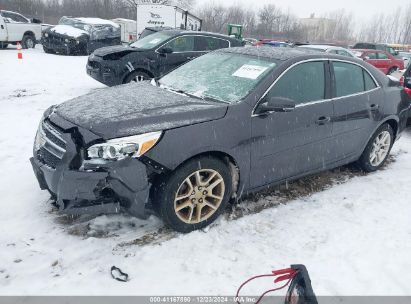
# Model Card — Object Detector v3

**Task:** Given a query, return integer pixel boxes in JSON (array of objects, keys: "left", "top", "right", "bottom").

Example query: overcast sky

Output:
[{"left": 205, "top": 0, "right": 400, "bottom": 21}]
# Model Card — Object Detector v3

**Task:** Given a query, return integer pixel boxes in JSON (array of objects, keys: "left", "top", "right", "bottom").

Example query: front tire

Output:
[
  {"left": 22, "top": 35, "right": 36, "bottom": 49},
  {"left": 0, "top": 42, "right": 8, "bottom": 49},
  {"left": 124, "top": 71, "right": 151, "bottom": 84},
  {"left": 154, "top": 157, "right": 232, "bottom": 233},
  {"left": 358, "top": 124, "right": 394, "bottom": 172}
]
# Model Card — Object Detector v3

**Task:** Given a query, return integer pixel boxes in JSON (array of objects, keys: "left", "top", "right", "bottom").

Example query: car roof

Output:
[
  {"left": 160, "top": 29, "right": 240, "bottom": 41},
  {"left": 302, "top": 45, "right": 333, "bottom": 50},
  {"left": 353, "top": 49, "right": 385, "bottom": 53},
  {"left": 218, "top": 46, "right": 342, "bottom": 61}
]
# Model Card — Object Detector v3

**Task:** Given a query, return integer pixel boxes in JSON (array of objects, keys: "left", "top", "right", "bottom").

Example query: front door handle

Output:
[
  {"left": 369, "top": 104, "right": 379, "bottom": 111},
  {"left": 186, "top": 56, "right": 195, "bottom": 60},
  {"left": 316, "top": 116, "right": 331, "bottom": 125}
]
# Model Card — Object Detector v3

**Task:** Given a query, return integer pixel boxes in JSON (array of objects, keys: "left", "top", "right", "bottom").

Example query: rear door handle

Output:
[
  {"left": 186, "top": 56, "right": 195, "bottom": 60},
  {"left": 316, "top": 116, "right": 331, "bottom": 125},
  {"left": 369, "top": 104, "right": 379, "bottom": 111}
]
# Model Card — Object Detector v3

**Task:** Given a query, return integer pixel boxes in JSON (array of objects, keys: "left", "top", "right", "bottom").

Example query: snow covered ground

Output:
[{"left": 1, "top": 46, "right": 411, "bottom": 296}]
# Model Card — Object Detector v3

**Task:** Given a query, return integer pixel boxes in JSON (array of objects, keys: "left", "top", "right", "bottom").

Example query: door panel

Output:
[
  {"left": 250, "top": 60, "right": 334, "bottom": 188},
  {"left": 2, "top": 12, "right": 28, "bottom": 41},
  {"left": 251, "top": 103, "right": 334, "bottom": 187},
  {"left": 0, "top": 17, "right": 7, "bottom": 41},
  {"left": 331, "top": 61, "right": 383, "bottom": 160}
]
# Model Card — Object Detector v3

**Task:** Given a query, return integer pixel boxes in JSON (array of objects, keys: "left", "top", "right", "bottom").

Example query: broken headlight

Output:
[{"left": 87, "top": 132, "right": 162, "bottom": 160}]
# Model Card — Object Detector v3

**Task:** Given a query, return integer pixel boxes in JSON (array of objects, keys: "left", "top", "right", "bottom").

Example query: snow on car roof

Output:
[
  {"left": 73, "top": 17, "right": 119, "bottom": 28},
  {"left": 50, "top": 24, "right": 88, "bottom": 38},
  {"left": 219, "top": 46, "right": 312, "bottom": 61}
]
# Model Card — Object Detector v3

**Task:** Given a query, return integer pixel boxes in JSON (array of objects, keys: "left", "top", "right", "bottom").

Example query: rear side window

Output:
[
  {"left": 267, "top": 61, "right": 325, "bottom": 104},
  {"left": 195, "top": 36, "right": 229, "bottom": 51},
  {"left": 378, "top": 52, "right": 388, "bottom": 59},
  {"left": 333, "top": 62, "right": 377, "bottom": 97},
  {"left": 364, "top": 71, "right": 377, "bottom": 91},
  {"left": 165, "top": 36, "right": 195, "bottom": 52},
  {"left": 2, "top": 12, "right": 27, "bottom": 23}
]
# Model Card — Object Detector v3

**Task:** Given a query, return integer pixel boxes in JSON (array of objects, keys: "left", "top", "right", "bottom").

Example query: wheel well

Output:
[
  {"left": 385, "top": 119, "right": 398, "bottom": 139},
  {"left": 23, "top": 31, "right": 35, "bottom": 38},
  {"left": 151, "top": 151, "right": 240, "bottom": 201},
  {"left": 123, "top": 68, "right": 154, "bottom": 83}
]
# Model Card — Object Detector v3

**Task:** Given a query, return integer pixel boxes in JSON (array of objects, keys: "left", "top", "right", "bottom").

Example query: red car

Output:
[{"left": 352, "top": 49, "right": 404, "bottom": 75}]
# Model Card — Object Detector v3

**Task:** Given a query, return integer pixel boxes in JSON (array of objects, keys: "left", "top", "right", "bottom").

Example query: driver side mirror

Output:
[
  {"left": 364, "top": 56, "right": 370, "bottom": 61},
  {"left": 256, "top": 97, "right": 296, "bottom": 114},
  {"left": 158, "top": 47, "right": 173, "bottom": 55},
  {"left": 3, "top": 18, "right": 10, "bottom": 23}
]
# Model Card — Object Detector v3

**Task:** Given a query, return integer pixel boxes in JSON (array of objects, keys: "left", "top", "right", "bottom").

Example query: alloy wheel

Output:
[
  {"left": 26, "top": 38, "right": 34, "bottom": 49},
  {"left": 369, "top": 130, "right": 391, "bottom": 167},
  {"left": 174, "top": 169, "right": 225, "bottom": 224},
  {"left": 134, "top": 75, "right": 146, "bottom": 82}
]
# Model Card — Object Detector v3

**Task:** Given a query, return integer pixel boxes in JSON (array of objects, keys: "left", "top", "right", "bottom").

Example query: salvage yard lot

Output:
[{"left": 1, "top": 46, "right": 411, "bottom": 295}]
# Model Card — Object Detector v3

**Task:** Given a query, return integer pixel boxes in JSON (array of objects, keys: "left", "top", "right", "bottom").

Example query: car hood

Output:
[
  {"left": 93, "top": 45, "right": 144, "bottom": 57},
  {"left": 53, "top": 82, "right": 228, "bottom": 140}
]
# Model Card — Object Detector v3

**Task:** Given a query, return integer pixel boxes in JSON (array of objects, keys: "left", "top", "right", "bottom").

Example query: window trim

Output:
[
  {"left": 252, "top": 58, "right": 330, "bottom": 117},
  {"left": 155, "top": 34, "right": 231, "bottom": 54},
  {"left": 330, "top": 59, "right": 380, "bottom": 101},
  {"left": 252, "top": 58, "right": 381, "bottom": 117}
]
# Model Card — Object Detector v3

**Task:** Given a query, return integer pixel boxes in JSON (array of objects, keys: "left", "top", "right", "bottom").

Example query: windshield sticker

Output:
[
  {"left": 232, "top": 65, "right": 268, "bottom": 79},
  {"left": 148, "top": 38, "right": 162, "bottom": 44}
]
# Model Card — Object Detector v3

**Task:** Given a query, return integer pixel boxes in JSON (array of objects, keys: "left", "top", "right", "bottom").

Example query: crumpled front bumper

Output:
[{"left": 30, "top": 133, "right": 151, "bottom": 219}]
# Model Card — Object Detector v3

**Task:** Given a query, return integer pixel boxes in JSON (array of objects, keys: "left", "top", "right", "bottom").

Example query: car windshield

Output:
[
  {"left": 130, "top": 32, "right": 173, "bottom": 49},
  {"left": 158, "top": 52, "right": 277, "bottom": 104}
]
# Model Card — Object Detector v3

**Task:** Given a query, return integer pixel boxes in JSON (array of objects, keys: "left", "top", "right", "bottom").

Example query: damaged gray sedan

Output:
[{"left": 30, "top": 47, "right": 410, "bottom": 232}]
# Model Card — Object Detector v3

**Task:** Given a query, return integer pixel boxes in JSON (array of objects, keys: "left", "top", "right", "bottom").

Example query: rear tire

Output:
[
  {"left": 124, "top": 71, "right": 151, "bottom": 84},
  {"left": 22, "top": 34, "right": 36, "bottom": 49},
  {"left": 358, "top": 124, "right": 394, "bottom": 172},
  {"left": 153, "top": 157, "right": 232, "bottom": 233}
]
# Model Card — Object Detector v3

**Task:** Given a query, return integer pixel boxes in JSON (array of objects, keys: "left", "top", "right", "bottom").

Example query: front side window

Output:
[
  {"left": 164, "top": 36, "right": 195, "bottom": 52},
  {"left": 159, "top": 52, "right": 276, "bottom": 104},
  {"left": 333, "top": 62, "right": 376, "bottom": 97},
  {"left": 267, "top": 61, "right": 325, "bottom": 104}
]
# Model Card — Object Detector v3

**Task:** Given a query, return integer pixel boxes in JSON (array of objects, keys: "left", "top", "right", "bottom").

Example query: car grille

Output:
[
  {"left": 88, "top": 60, "right": 100, "bottom": 69},
  {"left": 36, "top": 121, "right": 67, "bottom": 169},
  {"left": 38, "top": 147, "right": 61, "bottom": 168}
]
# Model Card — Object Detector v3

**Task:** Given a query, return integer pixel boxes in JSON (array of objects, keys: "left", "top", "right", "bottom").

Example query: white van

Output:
[
  {"left": 0, "top": 10, "right": 42, "bottom": 49},
  {"left": 135, "top": 4, "right": 202, "bottom": 37},
  {"left": 112, "top": 18, "right": 137, "bottom": 43}
]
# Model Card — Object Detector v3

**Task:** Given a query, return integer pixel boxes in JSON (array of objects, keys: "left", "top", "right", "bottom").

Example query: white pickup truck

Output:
[{"left": 0, "top": 10, "right": 42, "bottom": 49}]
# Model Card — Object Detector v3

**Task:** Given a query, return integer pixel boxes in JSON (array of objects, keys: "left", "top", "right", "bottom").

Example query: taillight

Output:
[
  {"left": 400, "top": 76, "right": 405, "bottom": 87},
  {"left": 405, "top": 87, "right": 411, "bottom": 98}
]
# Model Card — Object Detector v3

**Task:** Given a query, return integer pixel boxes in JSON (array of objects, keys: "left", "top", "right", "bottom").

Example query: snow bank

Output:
[{"left": 50, "top": 24, "right": 88, "bottom": 38}]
